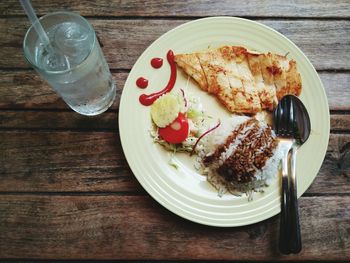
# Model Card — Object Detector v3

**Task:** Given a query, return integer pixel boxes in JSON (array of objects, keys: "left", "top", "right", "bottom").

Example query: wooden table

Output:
[{"left": 0, "top": 0, "right": 349, "bottom": 261}]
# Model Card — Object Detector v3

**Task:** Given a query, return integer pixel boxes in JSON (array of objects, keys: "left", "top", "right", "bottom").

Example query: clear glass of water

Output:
[{"left": 23, "top": 11, "right": 116, "bottom": 116}]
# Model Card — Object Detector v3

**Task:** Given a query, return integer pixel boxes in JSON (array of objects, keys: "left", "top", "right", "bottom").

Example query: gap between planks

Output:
[
  {"left": 0, "top": 14, "right": 349, "bottom": 20},
  {"left": 0, "top": 191, "right": 349, "bottom": 197}
]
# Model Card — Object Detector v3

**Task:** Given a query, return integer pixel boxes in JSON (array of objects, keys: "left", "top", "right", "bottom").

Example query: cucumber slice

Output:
[{"left": 151, "top": 93, "right": 180, "bottom": 127}]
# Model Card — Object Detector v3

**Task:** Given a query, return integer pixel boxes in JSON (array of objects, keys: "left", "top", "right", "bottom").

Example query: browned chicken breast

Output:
[{"left": 174, "top": 46, "right": 302, "bottom": 114}]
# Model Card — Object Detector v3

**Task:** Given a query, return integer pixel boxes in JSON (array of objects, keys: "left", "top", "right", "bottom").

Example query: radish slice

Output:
[
  {"left": 190, "top": 120, "right": 221, "bottom": 156},
  {"left": 158, "top": 113, "right": 189, "bottom": 144}
]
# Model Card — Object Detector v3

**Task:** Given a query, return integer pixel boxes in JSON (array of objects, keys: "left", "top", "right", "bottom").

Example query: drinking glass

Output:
[{"left": 23, "top": 11, "right": 116, "bottom": 116}]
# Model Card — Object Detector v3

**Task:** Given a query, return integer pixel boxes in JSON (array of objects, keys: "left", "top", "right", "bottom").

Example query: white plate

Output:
[{"left": 119, "top": 17, "right": 329, "bottom": 227}]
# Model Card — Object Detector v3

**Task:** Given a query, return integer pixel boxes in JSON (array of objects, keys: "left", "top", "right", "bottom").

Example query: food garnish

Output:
[
  {"left": 190, "top": 120, "right": 221, "bottom": 156},
  {"left": 150, "top": 93, "right": 181, "bottom": 128},
  {"left": 158, "top": 113, "right": 189, "bottom": 144},
  {"left": 180, "top": 88, "right": 187, "bottom": 107},
  {"left": 151, "top": 88, "right": 212, "bottom": 150}
]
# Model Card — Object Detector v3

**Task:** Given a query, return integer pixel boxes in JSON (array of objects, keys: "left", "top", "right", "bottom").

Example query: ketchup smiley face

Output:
[{"left": 139, "top": 50, "right": 177, "bottom": 106}]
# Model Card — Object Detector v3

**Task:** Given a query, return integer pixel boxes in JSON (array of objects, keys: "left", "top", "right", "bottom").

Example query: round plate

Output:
[{"left": 119, "top": 17, "right": 329, "bottom": 227}]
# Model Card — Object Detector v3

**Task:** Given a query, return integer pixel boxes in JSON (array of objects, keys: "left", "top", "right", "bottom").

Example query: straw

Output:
[{"left": 19, "top": 0, "right": 53, "bottom": 52}]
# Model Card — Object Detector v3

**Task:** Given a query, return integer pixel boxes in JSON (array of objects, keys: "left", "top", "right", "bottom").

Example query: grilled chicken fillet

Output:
[{"left": 174, "top": 46, "right": 302, "bottom": 114}]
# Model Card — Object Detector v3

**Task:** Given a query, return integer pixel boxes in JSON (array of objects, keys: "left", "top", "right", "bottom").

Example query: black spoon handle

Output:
[
  {"left": 279, "top": 147, "right": 291, "bottom": 254},
  {"left": 288, "top": 146, "right": 302, "bottom": 253},
  {"left": 279, "top": 172, "right": 290, "bottom": 254}
]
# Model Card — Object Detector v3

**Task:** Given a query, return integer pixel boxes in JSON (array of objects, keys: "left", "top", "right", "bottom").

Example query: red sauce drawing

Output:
[
  {"left": 151, "top": 58, "right": 163, "bottom": 69},
  {"left": 139, "top": 50, "right": 177, "bottom": 106},
  {"left": 136, "top": 77, "right": 148, "bottom": 89}
]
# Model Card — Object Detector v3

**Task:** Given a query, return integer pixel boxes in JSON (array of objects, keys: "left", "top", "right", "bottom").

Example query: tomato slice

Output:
[{"left": 158, "top": 113, "right": 189, "bottom": 144}]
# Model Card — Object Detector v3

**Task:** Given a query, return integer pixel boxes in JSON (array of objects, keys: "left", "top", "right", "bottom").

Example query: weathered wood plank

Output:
[
  {"left": 0, "top": 111, "right": 349, "bottom": 132},
  {"left": 307, "top": 134, "right": 350, "bottom": 194},
  {"left": 1, "top": 0, "right": 349, "bottom": 18},
  {"left": 321, "top": 73, "right": 350, "bottom": 111},
  {"left": 0, "top": 132, "right": 348, "bottom": 194},
  {"left": 0, "top": 71, "right": 349, "bottom": 111},
  {"left": 0, "top": 111, "right": 119, "bottom": 130},
  {"left": 331, "top": 114, "right": 350, "bottom": 132},
  {"left": 0, "top": 19, "right": 349, "bottom": 70},
  {"left": 0, "top": 71, "right": 126, "bottom": 110},
  {"left": 0, "top": 131, "right": 141, "bottom": 192},
  {"left": 0, "top": 195, "right": 348, "bottom": 260}
]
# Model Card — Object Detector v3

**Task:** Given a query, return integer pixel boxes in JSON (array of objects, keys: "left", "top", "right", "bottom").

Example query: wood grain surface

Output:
[
  {"left": 0, "top": 19, "right": 349, "bottom": 70},
  {"left": 0, "top": 71, "right": 126, "bottom": 110},
  {"left": 0, "top": 195, "right": 349, "bottom": 260},
  {"left": 0, "top": 0, "right": 349, "bottom": 261},
  {"left": 1, "top": 0, "right": 349, "bottom": 18},
  {"left": 0, "top": 131, "right": 140, "bottom": 193}
]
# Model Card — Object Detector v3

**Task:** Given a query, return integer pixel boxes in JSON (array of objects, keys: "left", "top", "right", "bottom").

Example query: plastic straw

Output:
[{"left": 19, "top": 0, "right": 52, "bottom": 51}]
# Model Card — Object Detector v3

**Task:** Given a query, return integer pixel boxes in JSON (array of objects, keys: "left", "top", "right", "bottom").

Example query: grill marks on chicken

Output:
[
  {"left": 174, "top": 53, "right": 208, "bottom": 91},
  {"left": 174, "top": 46, "right": 302, "bottom": 114}
]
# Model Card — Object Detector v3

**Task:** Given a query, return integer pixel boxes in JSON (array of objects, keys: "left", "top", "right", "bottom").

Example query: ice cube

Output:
[
  {"left": 36, "top": 43, "right": 70, "bottom": 72},
  {"left": 44, "top": 52, "right": 70, "bottom": 71},
  {"left": 54, "top": 22, "right": 91, "bottom": 66}
]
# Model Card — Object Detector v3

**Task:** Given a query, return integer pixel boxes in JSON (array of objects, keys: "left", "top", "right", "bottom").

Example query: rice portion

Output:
[
  {"left": 196, "top": 116, "right": 282, "bottom": 200},
  {"left": 199, "top": 115, "right": 250, "bottom": 154}
]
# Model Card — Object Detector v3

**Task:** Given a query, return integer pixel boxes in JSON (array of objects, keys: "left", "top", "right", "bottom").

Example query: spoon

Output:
[{"left": 273, "top": 95, "right": 311, "bottom": 254}]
